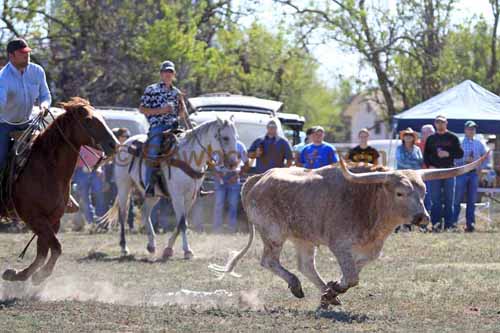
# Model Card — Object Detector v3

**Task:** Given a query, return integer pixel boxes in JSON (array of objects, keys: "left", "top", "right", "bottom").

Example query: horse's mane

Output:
[
  {"left": 179, "top": 119, "right": 230, "bottom": 147},
  {"left": 33, "top": 97, "right": 93, "bottom": 153}
]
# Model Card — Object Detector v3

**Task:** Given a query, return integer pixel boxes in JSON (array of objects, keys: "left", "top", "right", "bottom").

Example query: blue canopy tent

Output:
[{"left": 394, "top": 80, "right": 500, "bottom": 134}]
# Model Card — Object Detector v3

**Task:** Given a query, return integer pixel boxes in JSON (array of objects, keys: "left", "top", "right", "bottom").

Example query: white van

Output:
[{"left": 188, "top": 93, "right": 303, "bottom": 148}]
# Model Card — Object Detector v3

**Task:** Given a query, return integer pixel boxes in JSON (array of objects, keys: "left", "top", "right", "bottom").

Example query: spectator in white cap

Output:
[{"left": 452, "top": 120, "right": 488, "bottom": 232}]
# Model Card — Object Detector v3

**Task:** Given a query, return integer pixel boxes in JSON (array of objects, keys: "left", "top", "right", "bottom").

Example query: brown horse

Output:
[{"left": 1, "top": 97, "right": 118, "bottom": 284}]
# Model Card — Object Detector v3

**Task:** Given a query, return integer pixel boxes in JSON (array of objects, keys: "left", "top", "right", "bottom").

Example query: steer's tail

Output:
[{"left": 208, "top": 174, "right": 262, "bottom": 275}]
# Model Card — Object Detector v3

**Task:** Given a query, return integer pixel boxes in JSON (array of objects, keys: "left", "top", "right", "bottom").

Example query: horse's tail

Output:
[
  {"left": 96, "top": 192, "right": 130, "bottom": 232},
  {"left": 208, "top": 174, "right": 262, "bottom": 276}
]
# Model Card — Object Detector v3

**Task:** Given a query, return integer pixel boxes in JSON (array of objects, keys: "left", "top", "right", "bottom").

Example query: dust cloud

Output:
[{"left": 0, "top": 275, "right": 263, "bottom": 310}]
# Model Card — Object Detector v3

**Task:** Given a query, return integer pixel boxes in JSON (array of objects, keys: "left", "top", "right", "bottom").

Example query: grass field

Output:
[{"left": 1, "top": 221, "right": 500, "bottom": 332}]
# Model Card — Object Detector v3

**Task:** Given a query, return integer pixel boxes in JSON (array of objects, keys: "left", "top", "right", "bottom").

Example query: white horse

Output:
[{"left": 100, "top": 118, "right": 238, "bottom": 259}]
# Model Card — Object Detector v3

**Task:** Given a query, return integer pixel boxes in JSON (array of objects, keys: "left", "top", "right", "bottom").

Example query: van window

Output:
[{"left": 235, "top": 122, "right": 285, "bottom": 148}]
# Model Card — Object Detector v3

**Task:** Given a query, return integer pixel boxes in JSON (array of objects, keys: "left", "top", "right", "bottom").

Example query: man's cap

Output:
[
  {"left": 7, "top": 38, "right": 32, "bottom": 54},
  {"left": 464, "top": 120, "right": 478, "bottom": 128},
  {"left": 160, "top": 60, "right": 176, "bottom": 72},
  {"left": 358, "top": 128, "right": 370, "bottom": 136},
  {"left": 266, "top": 119, "right": 278, "bottom": 128},
  {"left": 311, "top": 125, "right": 325, "bottom": 133},
  {"left": 435, "top": 115, "right": 447, "bottom": 122}
]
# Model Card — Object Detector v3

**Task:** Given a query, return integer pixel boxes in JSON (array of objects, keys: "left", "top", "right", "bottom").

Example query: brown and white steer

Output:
[{"left": 210, "top": 154, "right": 489, "bottom": 307}]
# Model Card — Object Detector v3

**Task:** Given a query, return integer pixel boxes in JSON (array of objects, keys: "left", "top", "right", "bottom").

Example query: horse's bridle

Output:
[
  {"left": 192, "top": 124, "right": 229, "bottom": 168},
  {"left": 48, "top": 109, "right": 106, "bottom": 171}
]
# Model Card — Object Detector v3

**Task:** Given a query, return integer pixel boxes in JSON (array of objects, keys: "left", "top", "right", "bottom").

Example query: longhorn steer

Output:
[{"left": 210, "top": 154, "right": 489, "bottom": 307}]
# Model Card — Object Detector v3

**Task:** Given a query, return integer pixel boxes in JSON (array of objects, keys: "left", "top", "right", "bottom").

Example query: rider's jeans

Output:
[
  {"left": 145, "top": 124, "right": 172, "bottom": 187},
  {"left": 0, "top": 122, "right": 29, "bottom": 170}
]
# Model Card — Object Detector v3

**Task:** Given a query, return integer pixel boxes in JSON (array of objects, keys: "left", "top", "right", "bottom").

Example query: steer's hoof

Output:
[
  {"left": 146, "top": 244, "right": 156, "bottom": 254},
  {"left": 2, "top": 268, "right": 17, "bottom": 281},
  {"left": 162, "top": 247, "right": 174, "bottom": 260},
  {"left": 184, "top": 250, "right": 194, "bottom": 260},
  {"left": 320, "top": 293, "right": 342, "bottom": 309},
  {"left": 320, "top": 282, "right": 343, "bottom": 308},
  {"left": 289, "top": 282, "right": 305, "bottom": 299}
]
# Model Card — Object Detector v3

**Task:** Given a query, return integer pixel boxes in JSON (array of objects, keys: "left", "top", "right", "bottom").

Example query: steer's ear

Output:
[
  {"left": 419, "top": 151, "right": 490, "bottom": 181},
  {"left": 339, "top": 158, "right": 392, "bottom": 184}
]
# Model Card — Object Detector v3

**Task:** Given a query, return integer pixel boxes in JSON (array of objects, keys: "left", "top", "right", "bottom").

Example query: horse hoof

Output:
[
  {"left": 184, "top": 250, "right": 194, "bottom": 260},
  {"left": 147, "top": 244, "right": 156, "bottom": 254},
  {"left": 2, "top": 269, "right": 17, "bottom": 281},
  {"left": 162, "top": 247, "right": 173, "bottom": 260},
  {"left": 289, "top": 282, "right": 305, "bottom": 299}
]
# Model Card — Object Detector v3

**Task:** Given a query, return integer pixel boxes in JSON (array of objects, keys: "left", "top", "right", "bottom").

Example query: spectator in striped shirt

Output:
[{"left": 452, "top": 121, "right": 489, "bottom": 232}]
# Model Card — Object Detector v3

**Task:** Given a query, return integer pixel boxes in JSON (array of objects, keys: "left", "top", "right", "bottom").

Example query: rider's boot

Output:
[{"left": 65, "top": 194, "right": 79, "bottom": 213}]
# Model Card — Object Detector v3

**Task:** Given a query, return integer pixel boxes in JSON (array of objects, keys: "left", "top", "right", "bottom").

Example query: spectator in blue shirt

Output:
[
  {"left": 293, "top": 127, "right": 314, "bottom": 164},
  {"left": 248, "top": 120, "right": 293, "bottom": 173},
  {"left": 452, "top": 121, "right": 489, "bottom": 232},
  {"left": 396, "top": 128, "right": 423, "bottom": 170},
  {"left": 0, "top": 38, "right": 51, "bottom": 170},
  {"left": 213, "top": 140, "right": 249, "bottom": 233},
  {"left": 299, "top": 126, "right": 339, "bottom": 169}
]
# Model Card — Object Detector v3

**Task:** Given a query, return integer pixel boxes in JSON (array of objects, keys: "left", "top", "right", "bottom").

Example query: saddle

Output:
[
  {"left": 126, "top": 128, "right": 205, "bottom": 196},
  {"left": 127, "top": 130, "right": 180, "bottom": 164}
]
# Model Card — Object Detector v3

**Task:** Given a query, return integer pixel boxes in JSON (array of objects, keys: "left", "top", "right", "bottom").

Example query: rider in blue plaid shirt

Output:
[
  {"left": 139, "top": 60, "right": 187, "bottom": 197},
  {"left": 452, "top": 120, "right": 489, "bottom": 232}
]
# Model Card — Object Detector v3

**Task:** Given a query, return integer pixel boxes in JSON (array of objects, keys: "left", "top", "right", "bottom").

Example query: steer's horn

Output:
[
  {"left": 418, "top": 151, "right": 490, "bottom": 181},
  {"left": 339, "top": 158, "right": 392, "bottom": 184}
]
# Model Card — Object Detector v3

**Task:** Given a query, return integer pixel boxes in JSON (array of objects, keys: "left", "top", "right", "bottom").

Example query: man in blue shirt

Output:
[
  {"left": 0, "top": 38, "right": 51, "bottom": 169},
  {"left": 299, "top": 126, "right": 339, "bottom": 169},
  {"left": 248, "top": 120, "right": 293, "bottom": 173},
  {"left": 452, "top": 121, "right": 488, "bottom": 232},
  {"left": 139, "top": 60, "right": 187, "bottom": 197}
]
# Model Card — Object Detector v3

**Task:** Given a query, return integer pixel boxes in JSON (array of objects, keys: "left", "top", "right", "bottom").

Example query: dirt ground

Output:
[{"left": 1, "top": 218, "right": 500, "bottom": 332}]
